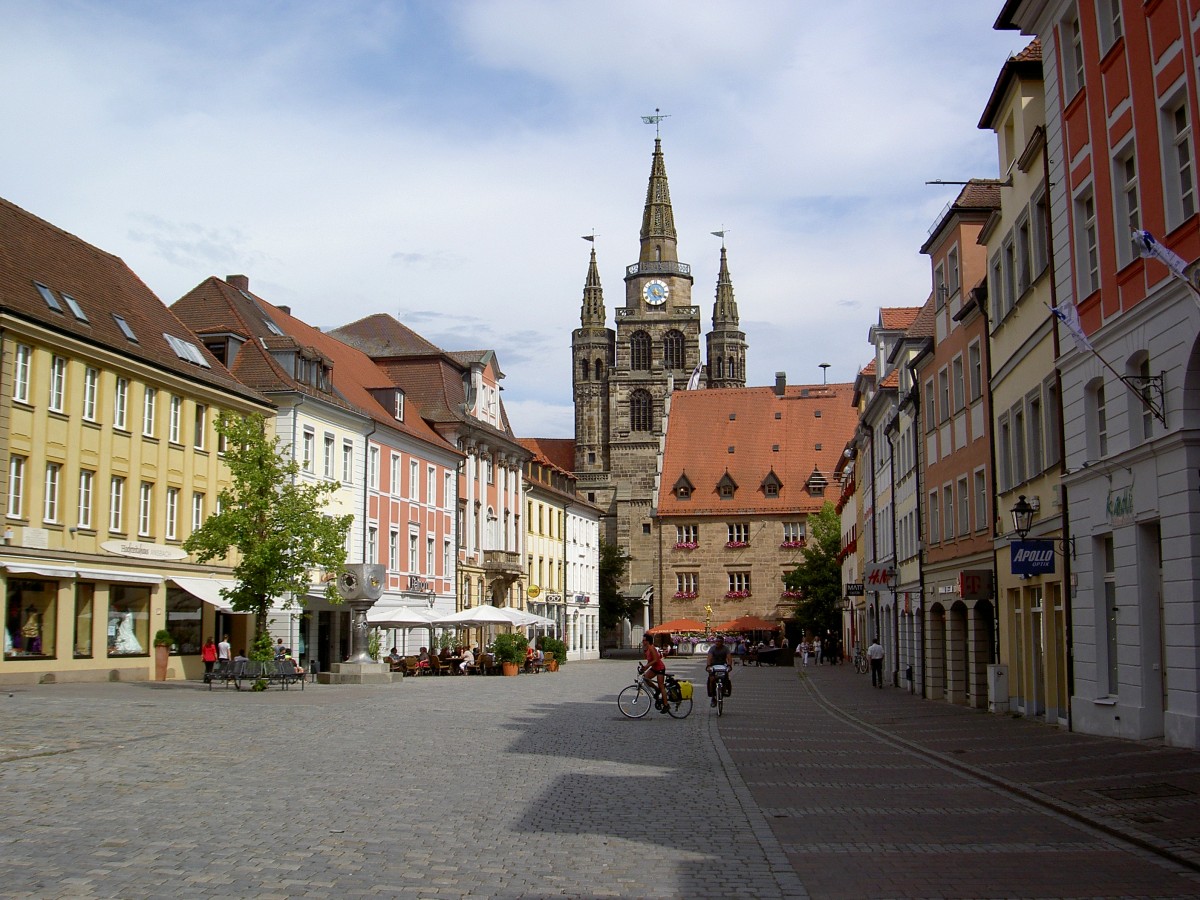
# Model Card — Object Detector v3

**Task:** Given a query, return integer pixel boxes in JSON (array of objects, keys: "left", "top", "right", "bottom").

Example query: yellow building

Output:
[{"left": 1, "top": 198, "right": 272, "bottom": 684}]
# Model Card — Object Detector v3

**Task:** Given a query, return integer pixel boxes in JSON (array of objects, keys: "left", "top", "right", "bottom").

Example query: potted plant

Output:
[
  {"left": 492, "top": 632, "right": 527, "bottom": 676},
  {"left": 153, "top": 629, "right": 173, "bottom": 681},
  {"left": 539, "top": 636, "right": 567, "bottom": 672}
]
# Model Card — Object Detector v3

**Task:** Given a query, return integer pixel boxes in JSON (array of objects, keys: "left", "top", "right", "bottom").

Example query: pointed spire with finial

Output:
[
  {"left": 580, "top": 246, "right": 606, "bottom": 327},
  {"left": 638, "top": 138, "right": 678, "bottom": 265},
  {"left": 712, "top": 245, "right": 739, "bottom": 327}
]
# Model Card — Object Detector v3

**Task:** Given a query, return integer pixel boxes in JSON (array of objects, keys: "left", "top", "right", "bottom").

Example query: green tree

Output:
[
  {"left": 598, "top": 538, "right": 634, "bottom": 630},
  {"left": 782, "top": 502, "right": 842, "bottom": 638},
  {"left": 183, "top": 411, "right": 353, "bottom": 638}
]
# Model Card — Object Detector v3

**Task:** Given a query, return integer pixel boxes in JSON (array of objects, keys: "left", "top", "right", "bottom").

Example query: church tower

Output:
[
  {"left": 705, "top": 244, "right": 747, "bottom": 387},
  {"left": 571, "top": 137, "right": 703, "bottom": 592}
]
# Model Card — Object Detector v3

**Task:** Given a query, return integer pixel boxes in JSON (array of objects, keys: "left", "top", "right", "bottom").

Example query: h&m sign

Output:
[{"left": 864, "top": 565, "right": 894, "bottom": 588}]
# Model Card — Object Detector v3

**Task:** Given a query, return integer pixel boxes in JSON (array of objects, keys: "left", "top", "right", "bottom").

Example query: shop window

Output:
[
  {"left": 165, "top": 587, "right": 202, "bottom": 655},
  {"left": 107, "top": 584, "right": 150, "bottom": 656},
  {"left": 74, "top": 582, "right": 94, "bottom": 658},
  {"left": 5, "top": 578, "right": 58, "bottom": 658}
]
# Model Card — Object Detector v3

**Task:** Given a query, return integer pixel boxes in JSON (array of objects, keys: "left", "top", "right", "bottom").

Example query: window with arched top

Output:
[
  {"left": 631, "top": 331, "right": 651, "bottom": 370},
  {"left": 662, "top": 330, "right": 684, "bottom": 370},
  {"left": 579, "top": 359, "right": 590, "bottom": 381},
  {"left": 715, "top": 356, "right": 724, "bottom": 379},
  {"left": 630, "top": 389, "right": 652, "bottom": 431},
  {"left": 594, "top": 358, "right": 604, "bottom": 379}
]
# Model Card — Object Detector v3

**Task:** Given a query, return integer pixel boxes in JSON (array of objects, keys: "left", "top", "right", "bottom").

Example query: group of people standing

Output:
[{"left": 796, "top": 633, "right": 840, "bottom": 667}]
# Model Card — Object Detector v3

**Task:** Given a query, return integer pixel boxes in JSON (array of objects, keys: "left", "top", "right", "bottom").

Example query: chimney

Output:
[
  {"left": 226, "top": 275, "right": 249, "bottom": 291},
  {"left": 276, "top": 305, "right": 291, "bottom": 315},
  {"left": 774, "top": 372, "right": 786, "bottom": 397}
]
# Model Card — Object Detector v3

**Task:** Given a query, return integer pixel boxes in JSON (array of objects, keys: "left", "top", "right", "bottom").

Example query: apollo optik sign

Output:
[{"left": 1010, "top": 540, "right": 1055, "bottom": 576}]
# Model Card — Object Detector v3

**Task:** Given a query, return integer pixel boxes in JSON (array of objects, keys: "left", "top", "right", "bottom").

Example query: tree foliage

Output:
[
  {"left": 183, "top": 412, "right": 353, "bottom": 636},
  {"left": 598, "top": 538, "right": 634, "bottom": 630},
  {"left": 782, "top": 502, "right": 842, "bottom": 637}
]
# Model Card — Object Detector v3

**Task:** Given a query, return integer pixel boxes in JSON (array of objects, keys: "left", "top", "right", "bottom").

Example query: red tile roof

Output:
[
  {"left": 0, "top": 197, "right": 264, "bottom": 404},
  {"left": 657, "top": 383, "right": 859, "bottom": 517},
  {"left": 879, "top": 307, "right": 922, "bottom": 331},
  {"left": 520, "top": 438, "right": 575, "bottom": 474}
]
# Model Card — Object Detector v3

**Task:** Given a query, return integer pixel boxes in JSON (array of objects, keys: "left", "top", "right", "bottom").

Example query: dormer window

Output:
[
  {"left": 673, "top": 472, "right": 694, "bottom": 500},
  {"left": 394, "top": 390, "right": 405, "bottom": 421},
  {"left": 761, "top": 470, "right": 783, "bottom": 498},
  {"left": 717, "top": 472, "right": 738, "bottom": 499},
  {"left": 806, "top": 467, "right": 828, "bottom": 496}
]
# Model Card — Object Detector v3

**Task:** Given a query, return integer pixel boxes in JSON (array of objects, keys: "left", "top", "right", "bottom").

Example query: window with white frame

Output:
[
  {"left": 1113, "top": 143, "right": 1140, "bottom": 267},
  {"left": 390, "top": 454, "right": 401, "bottom": 495},
  {"left": 443, "top": 539, "right": 451, "bottom": 576},
  {"left": 968, "top": 341, "right": 982, "bottom": 402},
  {"left": 1013, "top": 404, "right": 1028, "bottom": 485},
  {"left": 676, "top": 572, "right": 698, "bottom": 594},
  {"left": 169, "top": 395, "right": 182, "bottom": 443},
  {"left": 109, "top": 476, "right": 125, "bottom": 533},
  {"left": 952, "top": 355, "right": 965, "bottom": 412},
  {"left": 427, "top": 466, "right": 435, "bottom": 506},
  {"left": 948, "top": 245, "right": 960, "bottom": 295},
  {"left": 924, "top": 380, "right": 936, "bottom": 431},
  {"left": 49, "top": 355, "right": 66, "bottom": 412},
  {"left": 138, "top": 482, "right": 154, "bottom": 536},
  {"left": 426, "top": 537, "right": 434, "bottom": 574},
  {"left": 43, "top": 462, "right": 60, "bottom": 523},
  {"left": 1033, "top": 192, "right": 1050, "bottom": 274},
  {"left": 727, "top": 572, "right": 751, "bottom": 595},
  {"left": 997, "top": 412, "right": 1012, "bottom": 492},
  {"left": 1044, "top": 376, "right": 1062, "bottom": 468},
  {"left": 486, "top": 456, "right": 494, "bottom": 485},
  {"left": 938, "top": 368, "right": 950, "bottom": 423},
  {"left": 323, "top": 434, "right": 335, "bottom": 479},
  {"left": 388, "top": 530, "right": 399, "bottom": 570},
  {"left": 1062, "top": 10, "right": 1084, "bottom": 98},
  {"left": 192, "top": 492, "right": 204, "bottom": 532},
  {"left": 13, "top": 343, "right": 31, "bottom": 403},
  {"left": 1074, "top": 187, "right": 1100, "bottom": 296},
  {"left": 974, "top": 469, "right": 987, "bottom": 531},
  {"left": 1163, "top": 94, "right": 1196, "bottom": 227},
  {"left": 342, "top": 440, "right": 353, "bottom": 484},
  {"left": 934, "top": 262, "right": 946, "bottom": 310},
  {"left": 942, "top": 485, "right": 954, "bottom": 540},
  {"left": 142, "top": 387, "right": 157, "bottom": 437},
  {"left": 957, "top": 476, "right": 969, "bottom": 536},
  {"left": 408, "top": 530, "right": 418, "bottom": 572},
  {"left": 1002, "top": 237, "right": 1016, "bottom": 316},
  {"left": 990, "top": 253, "right": 1004, "bottom": 322},
  {"left": 368, "top": 446, "right": 379, "bottom": 490},
  {"left": 193, "top": 404, "right": 207, "bottom": 450},
  {"left": 78, "top": 469, "right": 94, "bottom": 530},
  {"left": 165, "top": 487, "right": 179, "bottom": 540},
  {"left": 676, "top": 524, "right": 698, "bottom": 545},
  {"left": 1096, "top": 0, "right": 1122, "bottom": 55},
  {"left": 783, "top": 522, "right": 805, "bottom": 543},
  {"left": 7, "top": 455, "right": 24, "bottom": 518},
  {"left": 1028, "top": 389, "right": 1044, "bottom": 476},
  {"left": 367, "top": 526, "right": 378, "bottom": 563},
  {"left": 1016, "top": 216, "right": 1033, "bottom": 294},
  {"left": 410, "top": 459, "right": 419, "bottom": 500},
  {"left": 727, "top": 523, "right": 749, "bottom": 545},
  {"left": 114, "top": 378, "right": 128, "bottom": 430},
  {"left": 302, "top": 428, "right": 314, "bottom": 473},
  {"left": 82, "top": 367, "right": 98, "bottom": 421},
  {"left": 928, "top": 489, "right": 939, "bottom": 545},
  {"left": 444, "top": 472, "right": 453, "bottom": 510}
]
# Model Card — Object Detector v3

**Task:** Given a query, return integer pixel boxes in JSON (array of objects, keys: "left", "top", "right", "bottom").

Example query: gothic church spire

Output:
[
  {"left": 639, "top": 138, "right": 678, "bottom": 265},
  {"left": 580, "top": 247, "right": 606, "bottom": 327}
]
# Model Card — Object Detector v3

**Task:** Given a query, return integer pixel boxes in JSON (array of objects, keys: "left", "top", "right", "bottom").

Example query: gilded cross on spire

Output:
[{"left": 641, "top": 107, "right": 670, "bottom": 137}]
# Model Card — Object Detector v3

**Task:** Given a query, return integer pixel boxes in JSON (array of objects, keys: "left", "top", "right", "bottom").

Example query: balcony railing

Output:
[
  {"left": 482, "top": 550, "right": 522, "bottom": 577},
  {"left": 626, "top": 261, "right": 691, "bottom": 277}
]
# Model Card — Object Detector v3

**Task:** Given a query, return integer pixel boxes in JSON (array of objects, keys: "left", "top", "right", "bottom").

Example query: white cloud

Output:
[{"left": 0, "top": 0, "right": 1028, "bottom": 439}]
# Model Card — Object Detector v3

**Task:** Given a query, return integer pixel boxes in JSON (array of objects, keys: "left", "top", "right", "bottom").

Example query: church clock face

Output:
[{"left": 643, "top": 279, "right": 669, "bottom": 306}]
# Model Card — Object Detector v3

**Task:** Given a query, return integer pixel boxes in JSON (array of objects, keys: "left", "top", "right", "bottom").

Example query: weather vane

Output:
[
  {"left": 711, "top": 227, "right": 728, "bottom": 248},
  {"left": 641, "top": 107, "right": 670, "bottom": 137}
]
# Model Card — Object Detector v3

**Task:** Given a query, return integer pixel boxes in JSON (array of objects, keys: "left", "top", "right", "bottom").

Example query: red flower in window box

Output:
[{"left": 724, "top": 540, "right": 749, "bottom": 549}]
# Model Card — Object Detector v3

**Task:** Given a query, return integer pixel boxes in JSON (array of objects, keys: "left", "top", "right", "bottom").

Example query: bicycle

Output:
[
  {"left": 617, "top": 667, "right": 693, "bottom": 719},
  {"left": 709, "top": 663, "right": 730, "bottom": 716},
  {"left": 853, "top": 646, "right": 869, "bottom": 674}
]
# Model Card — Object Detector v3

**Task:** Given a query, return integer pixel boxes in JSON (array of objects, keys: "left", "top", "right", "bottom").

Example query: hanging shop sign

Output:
[
  {"left": 959, "top": 569, "right": 994, "bottom": 600},
  {"left": 1106, "top": 485, "right": 1134, "bottom": 527},
  {"left": 845, "top": 583, "right": 865, "bottom": 596},
  {"left": 1010, "top": 541, "right": 1055, "bottom": 577}
]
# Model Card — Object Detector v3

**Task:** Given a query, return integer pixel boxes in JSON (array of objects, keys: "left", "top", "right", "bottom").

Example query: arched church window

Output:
[
  {"left": 594, "top": 358, "right": 604, "bottom": 378},
  {"left": 630, "top": 389, "right": 652, "bottom": 432},
  {"left": 663, "top": 330, "right": 684, "bottom": 370},
  {"left": 579, "top": 359, "right": 590, "bottom": 381},
  {"left": 715, "top": 356, "right": 724, "bottom": 379},
  {"left": 631, "top": 331, "right": 651, "bottom": 371}
]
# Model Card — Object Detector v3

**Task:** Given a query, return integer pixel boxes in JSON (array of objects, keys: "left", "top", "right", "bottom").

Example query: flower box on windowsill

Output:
[
  {"left": 673, "top": 591, "right": 698, "bottom": 600},
  {"left": 724, "top": 540, "right": 749, "bottom": 549},
  {"left": 780, "top": 540, "right": 806, "bottom": 549},
  {"left": 780, "top": 590, "right": 803, "bottom": 599},
  {"left": 724, "top": 590, "right": 751, "bottom": 599},
  {"left": 673, "top": 542, "right": 698, "bottom": 550}
]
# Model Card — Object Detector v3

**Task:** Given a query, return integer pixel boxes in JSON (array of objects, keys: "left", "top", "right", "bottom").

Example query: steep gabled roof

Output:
[
  {"left": 0, "top": 197, "right": 265, "bottom": 405},
  {"left": 520, "top": 437, "right": 575, "bottom": 474},
  {"left": 657, "top": 383, "right": 859, "bottom": 517}
]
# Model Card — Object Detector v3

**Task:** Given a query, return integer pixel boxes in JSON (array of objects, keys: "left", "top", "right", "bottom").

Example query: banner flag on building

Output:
[
  {"left": 686, "top": 364, "right": 703, "bottom": 391},
  {"left": 1133, "top": 229, "right": 1188, "bottom": 277},
  {"left": 1049, "top": 300, "right": 1094, "bottom": 354}
]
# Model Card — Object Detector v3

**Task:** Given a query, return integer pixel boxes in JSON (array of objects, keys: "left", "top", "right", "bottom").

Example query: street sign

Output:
[
  {"left": 845, "top": 583, "right": 864, "bottom": 596},
  {"left": 959, "top": 570, "right": 993, "bottom": 600}
]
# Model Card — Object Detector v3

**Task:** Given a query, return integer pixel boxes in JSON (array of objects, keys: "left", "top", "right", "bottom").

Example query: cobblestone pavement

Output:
[
  {"left": 5, "top": 660, "right": 1200, "bottom": 899},
  {"left": 724, "top": 659, "right": 1200, "bottom": 899}
]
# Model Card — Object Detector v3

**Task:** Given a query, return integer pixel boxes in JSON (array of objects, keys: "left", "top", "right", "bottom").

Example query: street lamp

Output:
[{"left": 1010, "top": 494, "right": 1035, "bottom": 540}]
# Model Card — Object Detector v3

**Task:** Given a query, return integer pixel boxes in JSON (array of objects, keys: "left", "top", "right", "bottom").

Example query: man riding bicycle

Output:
[{"left": 706, "top": 635, "right": 733, "bottom": 707}]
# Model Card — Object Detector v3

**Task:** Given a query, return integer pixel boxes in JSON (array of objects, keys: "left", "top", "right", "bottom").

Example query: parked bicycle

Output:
[
  {"left": 709, "top": 663, "right": 730, "bottom": 716},
  {"left": 617, "top": 666, "right": 693, "bottom": 719},
  {"left": 853, "top": 646, "right": 869, "bottom": 674}
]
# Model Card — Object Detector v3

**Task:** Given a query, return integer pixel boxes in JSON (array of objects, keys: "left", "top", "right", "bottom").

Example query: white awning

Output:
[
  {"left": 169, "top": 577, "right": 241, "bottom": 612},
  {"left": 4, "top": 562, "right": 77, "bottom": 578},
  {"left": 76, "top": 568, "right": 162, "bottom": 585}
]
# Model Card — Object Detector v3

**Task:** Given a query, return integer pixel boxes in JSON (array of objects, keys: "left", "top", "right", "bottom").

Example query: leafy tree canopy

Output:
[
  {"left": 782, "top": 502, "right": 842, "bottom": 638},
  {"left": 598, "top": 538, "right": 635, "bottom": 630},
  {"left": 183, "top": 412, "right": 353, "bottom": 635}
]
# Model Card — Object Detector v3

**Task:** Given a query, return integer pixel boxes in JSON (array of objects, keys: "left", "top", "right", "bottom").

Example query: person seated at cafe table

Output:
[
  {"left": 417, "top": 647, "right": 430, "bottom": 670},
  {"left": 524, "top": 644, "right": 536, "bottom": 671},
  {"left": 459, "top": 646, "right": 475, "bottom": 674}
]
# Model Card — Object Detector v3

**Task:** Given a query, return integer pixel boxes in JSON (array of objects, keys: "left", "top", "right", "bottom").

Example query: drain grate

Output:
[{"left": 1094, "top": 783, "right": 1193, "bottom": 801}]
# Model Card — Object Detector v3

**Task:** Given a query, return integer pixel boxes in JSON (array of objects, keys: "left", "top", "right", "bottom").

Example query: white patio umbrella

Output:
[
  {"left": 431, "top": 606, "right": 523, "bottom": 627},
  {"left": 366, "top": 605, "right": 440, "bottom": 656}
]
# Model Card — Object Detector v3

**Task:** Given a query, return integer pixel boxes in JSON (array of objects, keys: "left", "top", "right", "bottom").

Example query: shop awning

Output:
[
  {"left": 76, "top": 568, "right": 162, "bottom": 585},
  {"left": 169, "top": 576, "right": 241, "bottom": 612},
  {"left": 4, "top": 562, "right": 77, "bottom": 578}
]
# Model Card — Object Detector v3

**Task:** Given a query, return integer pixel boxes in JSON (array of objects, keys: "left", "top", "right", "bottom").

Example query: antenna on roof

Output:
[{"left": 819, "top": 363, "right": 830, "bottom": 385}]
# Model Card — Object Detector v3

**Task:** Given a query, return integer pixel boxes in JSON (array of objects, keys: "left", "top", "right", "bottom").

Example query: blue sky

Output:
[{"left": 0, "top": 1, "right": 1030, "bottom": 438}]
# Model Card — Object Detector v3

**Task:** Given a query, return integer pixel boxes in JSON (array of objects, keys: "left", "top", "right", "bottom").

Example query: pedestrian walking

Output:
[
  {"left": 201, "top": 637, "right": 218, "bottom": 681},
  {"left": 217, "top": 633, "right": 231, "bottom": 673},
  {"left": 815, "top": 638, "right": 824, "bottom": 665},
  {"left": 867, "top": 637, "right": 885, "bottom": 687}
]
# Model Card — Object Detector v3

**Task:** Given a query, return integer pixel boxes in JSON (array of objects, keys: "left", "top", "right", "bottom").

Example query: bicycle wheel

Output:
[
  {"left": 715, "top": 681, "right": 724, "bottom": 717},
  {"left": 666, "top": 696, "right": 693, "bottom": 718},
  {"left": 618, "top": 683, "right": 652, "bottom": 719}
]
